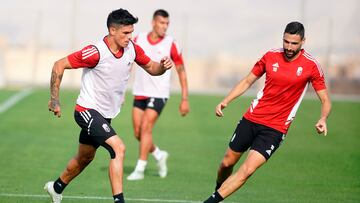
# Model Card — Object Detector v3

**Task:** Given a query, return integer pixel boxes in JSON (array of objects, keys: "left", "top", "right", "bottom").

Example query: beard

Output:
[{"left": 284, "top": 48, "right": 301, "bottom": 60}]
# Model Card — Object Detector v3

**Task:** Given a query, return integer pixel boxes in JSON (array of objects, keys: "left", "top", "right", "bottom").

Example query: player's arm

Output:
[
  {"left": 314, "top": 89, "right": 331, "bottom": 136},
  {"left": 138, "top": 52, "right": 174, "bottom": 75},
  {"left": 175, "top": 64, "right": 190, "bottom": 116},
  {"left": 216, "top": 72, "right": 259, "bottom": 117},
  {"left": 48, "top": 57, "right": 72, "bottom": 118},
  {"left": 140, "top": 57, "right": 174, "bottom": 76},
  {"left": 48, "top": 45, "right": 99, "bottom": 118},
  {"left": 134, "top": 43, "right": 174, "bottom": 75},
  {"left": 171, "top": 42, "right": 189, "bottom": 116}
]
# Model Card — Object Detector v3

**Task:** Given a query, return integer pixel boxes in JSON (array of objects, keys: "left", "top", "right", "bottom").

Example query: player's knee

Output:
[
  {"left": 220, "top": 159, "right": 236, "bottom": 169},
  {"left": 116, "top": 143, "right": 126, "bottom": 158},
  {"left": 105, "top": 142, "right": 126, "bottom": 159},
  {"left": 134, "top": 130, "right": 141, "bottom": 141},
  {"left": 239, "top": 164, "right": 257, "bottom": 178},
  {"left": 221, "top": 154, "right": 238, "bottom": 168},
  {"left": 102, "top": 143, "right": 117, "bottom": 159},
  {"left": 140, "top": 122, "right": 153, "bottom": 135},
  {"left": 78, "top": 155, "right": 94, "bottom": 166}
]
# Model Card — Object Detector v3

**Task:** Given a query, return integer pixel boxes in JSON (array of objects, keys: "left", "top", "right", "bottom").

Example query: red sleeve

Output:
[
  {"left": 134, "top": 44, "right": 151, "bottom": 66},
  {"left": 251, "top": 52, "right": 267, "bottom": 77},
  {"left": 310, "top": 62, "right": 326, "bottom": 91},
  {"left": 170, "top": 41, "right": 184, "bottom": 65},
  {"left": 67, "top": 45, "right": 99, "bottom": 69}
]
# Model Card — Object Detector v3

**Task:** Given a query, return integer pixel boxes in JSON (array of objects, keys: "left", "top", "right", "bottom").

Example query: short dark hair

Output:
[
  {"left": 107, "top": 8, "right": 138, "bottom": 29},
  {"left": 284, "top": 21, "right": 305, "bottom": 39},
  {"left": 153, "top": 9, "right": 169, "bottom": 19}
]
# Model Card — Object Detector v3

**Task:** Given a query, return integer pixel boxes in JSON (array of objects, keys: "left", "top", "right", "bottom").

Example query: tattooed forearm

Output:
[
  {"left": 50, "top": 68, "right": 63, "bottom": 101},
  {"left": 176, "top": 65, "right": 185, "bottom": 73}
]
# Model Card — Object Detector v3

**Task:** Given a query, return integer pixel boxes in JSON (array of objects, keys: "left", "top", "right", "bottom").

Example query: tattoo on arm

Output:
[
  {"left": 176, "top": 65, "right": 185, "bottom": 73},
  {"left": 50, "top": 69, "right": 63, "bottom": 103}
]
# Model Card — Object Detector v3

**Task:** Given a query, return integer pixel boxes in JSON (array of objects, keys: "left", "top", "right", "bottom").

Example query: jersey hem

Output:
[{"left": 243, "top": 114, "right": 287, "bottom": 134}]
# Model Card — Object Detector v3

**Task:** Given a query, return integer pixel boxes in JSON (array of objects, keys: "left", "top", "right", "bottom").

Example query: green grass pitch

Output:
[{"left": 0, "top": 89, "right": 359, "bottom": 203}]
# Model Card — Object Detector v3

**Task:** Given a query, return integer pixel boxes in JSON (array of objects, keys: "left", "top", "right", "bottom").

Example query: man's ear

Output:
[
  {"left": 108, "top": 26, "right": 116, "bottom": 36},
  {"left": 301, "top": 37, "right": 306, "bottom": 46}
]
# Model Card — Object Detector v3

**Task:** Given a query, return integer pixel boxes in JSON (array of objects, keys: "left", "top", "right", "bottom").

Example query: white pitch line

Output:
[
  {"left": 0, "top": 193, "right": 203, "bottom": 203},
  {"left": 0, "top": 88, "right": 33, "bottom": 114}
]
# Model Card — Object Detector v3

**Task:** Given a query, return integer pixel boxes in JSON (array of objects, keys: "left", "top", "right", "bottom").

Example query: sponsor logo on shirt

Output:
[
  {"left": 296, "top": 67, "right": 303, "bottom": 76},
  {"left": 272, "top": 62, "right": 279, "bottom": 72}
]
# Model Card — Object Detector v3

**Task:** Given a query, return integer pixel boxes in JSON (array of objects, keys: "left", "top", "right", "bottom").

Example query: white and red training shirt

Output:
[
  {"left": 243, "top": 48, "right": 326, "bottom": 134},
  {"left": 67, "top": 36, "right": 150, "bottom": 118},
  {"left": 132, "top": 32, "right": 184, "bottom": 99}
]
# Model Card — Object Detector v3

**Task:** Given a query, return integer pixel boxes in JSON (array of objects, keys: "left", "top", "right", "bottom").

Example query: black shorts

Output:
[
  {"left": 74, "top": 109, "right": 116, "bottom": 148},
  {"left": 133, "top": 97, "right": 168, "bottom": 115},
  {"left": 229, "top": 117, "right": 286, "bottom": 160}
]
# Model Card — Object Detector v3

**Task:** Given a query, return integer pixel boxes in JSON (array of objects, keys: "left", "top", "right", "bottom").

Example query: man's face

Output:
[
  {"left": 110, "top": 24, "right": 134, "bottom": 48},
  {"left": 152, "top": 16, "right": 169, "bottom": 37},
  {"left": 282, "top": 33, "right": 305, "bottom": 61}
]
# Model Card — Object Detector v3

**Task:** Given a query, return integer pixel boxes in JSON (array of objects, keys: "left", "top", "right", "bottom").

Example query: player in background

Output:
[
  {"left": 44, "top": 8, "right": 174, "bottom": 203},
  {"left": 127, "top": 9, "right": 189, "bottom": 181},
  {"left": 203, "top": 22, "right": 331, "bottom": 203}
]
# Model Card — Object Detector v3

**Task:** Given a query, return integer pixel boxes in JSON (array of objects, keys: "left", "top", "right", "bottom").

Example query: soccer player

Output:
[
  {"left": 203, "top": 22, "right": 332, "bottom": 203},
  {"left": 127, "top": 9, "right": 189, "bottom": 181},
  {"left": 44, "top": 8, "right": 174, "bottom": 203}
]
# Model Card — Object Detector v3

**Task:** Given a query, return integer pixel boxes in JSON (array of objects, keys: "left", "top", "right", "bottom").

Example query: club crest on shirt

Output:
[
  {"left": 102, "top": 123, "right": 111, "bottom": 132},
  {"left": 272, "top": 63, "right": 279, "bottom": 72},
  {"left": 296, "top": 67, "right": 303, "bottom": 76}
]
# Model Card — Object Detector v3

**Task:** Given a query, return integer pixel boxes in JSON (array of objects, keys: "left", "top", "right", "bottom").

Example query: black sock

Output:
[
  {"left": 203, "top": 191, "right": 224, "bottom": 203},
  {"left": 215, "top": 181, "right": 222, "bottom": 191},
  {"left": 113, "top": 193, "right": 124, "bottom": 203},
  {"left": 53, "top": 178, "right": 67, "bottom": 194}
]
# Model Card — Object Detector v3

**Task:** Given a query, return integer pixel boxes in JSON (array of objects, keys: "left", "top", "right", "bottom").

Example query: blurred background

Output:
[{"left": 0, "top": 0, "right": 359, "bottom": 97}]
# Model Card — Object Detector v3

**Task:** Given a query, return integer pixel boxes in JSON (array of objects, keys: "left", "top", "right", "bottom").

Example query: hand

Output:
[
  {"left": 48, "top": 98, "right": 61, "bottom": 118},
  {"left": 315, "top": 118, "right": 327, "bottom": 136},
  {"left": 160, "top": 56, "right": 174, "bottom": 70},
  {"left": 215, "top": 102, "right": 227, "bottom": 117},
  {"left": 179, "top": 99, "right": 190, "bottom": 116}
]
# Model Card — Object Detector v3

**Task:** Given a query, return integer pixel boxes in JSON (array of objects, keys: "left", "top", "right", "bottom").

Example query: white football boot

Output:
[
  {"left": 44, "top": 181, "right": 63, "bottom": 203},
  {"left": 157, "top": 151, "right": 169, "bottom": 178},
  {"left": 127, "top": 170, "right": 145, "bottom": 181}
]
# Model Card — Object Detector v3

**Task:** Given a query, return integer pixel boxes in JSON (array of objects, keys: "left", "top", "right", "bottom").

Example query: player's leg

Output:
[
  {"left": 220, "top": 149, "right": 266, "bottom": 196},
  {"left": 203, "top": 118, "right": 256, "bottom": 203},
  {"left": 141, "top": 108, "right": 169, "bottom": 178},
  {"left": 77, "top": 109, "right": 126, "bottom": 203},
  {"left": 216, "top": 148, "right": 242, "bottom": 190},
  {"left": 128, "top": 99, "right": 149, "bottom": 180},
  {"left": 60, "top": 110, "right": 101, "bottom": 184},
  {"left": 128, "top": 98, "right": 168, "bottom": 180},
  {"left": 204, "top": 150, "right": 267, "bottom": 203},
  {"left": 204, "top": 122, "right": 285, "bottom": 203},
  {"left": 140, "top": 98, "right": 168, "bottom": 161},
  {"left": 103, "top": 135, "right": 126, "bottom": 200},
  {"left": 44, "top": 111, "right": 99, "bottom": 203},
  {"left": 132, "top": 99, "right": 146, "bottom": 141},
  {"left": 127, "top": 108, "right": 159, "bottom": 180},
  {"left": 215, "top": 118, "right": 255, "bottom": 190},
  {"left": 59, "top": 143, "right": 97, "bottom": 184},
  {"left": 139, "top": 108, "right": 159, "bottom": 161},
  {"left": 44, "top": 143, "right": 97, "bottom": 198},
  {"left": 145, "top": 98, "right": 169, "bottom": 177}
]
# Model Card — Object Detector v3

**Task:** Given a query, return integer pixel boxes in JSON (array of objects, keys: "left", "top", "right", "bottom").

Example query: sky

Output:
[{"left": 0, "top": 0, "right": 359, "bottom": 62}]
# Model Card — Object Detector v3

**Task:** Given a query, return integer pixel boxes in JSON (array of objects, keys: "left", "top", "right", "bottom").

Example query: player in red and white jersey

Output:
[
  {"left": 45, "top": 9, "right": 174, "bottom": 203},
  {"left": 203, "top": 22, "right": 332, "bottom": 203},
  {"left": 127, "top": 9, "right": 190, "bottom": 181}
]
